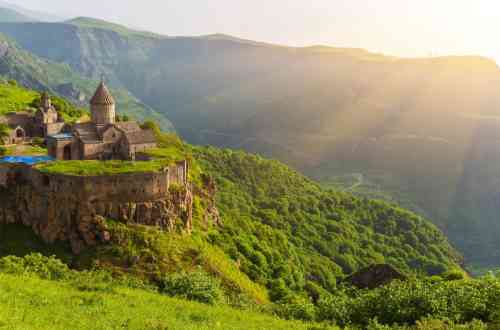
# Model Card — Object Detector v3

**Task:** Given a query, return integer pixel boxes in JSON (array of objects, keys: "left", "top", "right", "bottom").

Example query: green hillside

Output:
[
  {"left": 0, "top": 129, "right": 463, "bottom": 301},
  {"left": 2, "top": 124, "right": 496, "bottom": 328},
  {"left": 0, "top": 20, "right": 497, "bottom": 267},
  {"left": 0, "top": 80, "right": 84, "bottom": 122},
  {"left": 0, "top": 272, "right": 318, "bottom": 330}
]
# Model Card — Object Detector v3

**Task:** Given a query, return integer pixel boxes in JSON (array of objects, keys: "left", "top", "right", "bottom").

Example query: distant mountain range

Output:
[
  {"left": 0, "top": 13, "right": 499, "bottom": 267},
  {"left": 0, "top": 7, "right": 33, "bottom": 22},
  {"left": 0, "top": 1, "right": 65, "bottom": 22}
]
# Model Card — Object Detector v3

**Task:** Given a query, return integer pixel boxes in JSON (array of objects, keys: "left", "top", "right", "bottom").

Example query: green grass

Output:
[
  {"left": 92, "top": 221, "right": 269, "bottom": 305},
  {"left": 0, "top": 145, "right": 47, "bottom": 156},
  {"left": 0, "top": 81, "right": 39, "bottom": 115},
  {"left": 0, "top": 273, "right": 323, "bottom": 330},
  {"left": 36, "top": 160, "right": 167, "bottom": 176},
  {"left": 0, "top": 224, "right": 72, "bottom": 262}
]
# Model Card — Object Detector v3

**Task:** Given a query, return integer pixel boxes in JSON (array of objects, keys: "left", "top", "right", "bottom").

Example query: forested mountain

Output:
[
  {"left": 0, "top": 18, "right": 499, "bottom": 267},
  {"left": 0, "top": 32, "right": 173, "bottom": 129}
]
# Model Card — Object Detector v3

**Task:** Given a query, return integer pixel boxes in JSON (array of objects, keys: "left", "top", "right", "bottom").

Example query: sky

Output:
[{"left": 7, "top": 0, "right": 500, "bottom": 62}]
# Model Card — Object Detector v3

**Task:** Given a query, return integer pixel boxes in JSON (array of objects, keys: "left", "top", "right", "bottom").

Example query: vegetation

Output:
[
  {"left": 0, "top": 144, "right": 47, "bottom": 156},
  {"left": 0, "top": 123, "right": 9, "bottom": 144},
  {"left": 0, "top": 254, "right": 498, "bottom": 329},
  {"left": 0, "top": 78, "right": 85, "bottom": 123},
  {"left": 0, "top": 79, "right": 39, "bottom": 115},
  {"left": 0, "top": 255, "right": 318, "bottom": 330},
  {"left": 30, "top": 93, "right": 85, "bottom": 123},
  {"left": 7, "top": 132, "right": 463, "bottom": 299},
  {"left": 37, "top": 160, "right": 166, "bottom": 176},
  {"left": 194, "top": 146, "right": 462, "bottom": 300},
  {"left": 1, "top": 19, "right": 497, "bottom": 267}
]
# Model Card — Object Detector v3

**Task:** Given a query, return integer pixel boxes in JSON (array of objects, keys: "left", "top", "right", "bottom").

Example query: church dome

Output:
[{"left": 90, "top": 81, "right": 115, "bottom": 105}]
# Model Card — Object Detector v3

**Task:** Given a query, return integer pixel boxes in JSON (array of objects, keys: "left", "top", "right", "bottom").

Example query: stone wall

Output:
[{"left": 0, "top": 161, "right": 192, "bottom": 254}]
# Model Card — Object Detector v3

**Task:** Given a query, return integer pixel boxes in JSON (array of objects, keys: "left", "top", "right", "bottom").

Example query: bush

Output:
[
  {"left": 159, "top": 270, "right": 222, "bottom": 304},
  {"left": 316, "top": 278, "right": 500, "bottom": 327},
  {"left": 0, "top": 253, "right": 70, "bottom": 280},
  {"left": 273, "top": 296, "right": 317, "bottom": 321}
]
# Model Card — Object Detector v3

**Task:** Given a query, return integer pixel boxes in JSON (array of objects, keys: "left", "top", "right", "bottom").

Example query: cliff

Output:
[{"left": 0, "top": 162, "right": 193, "bottom": 254}]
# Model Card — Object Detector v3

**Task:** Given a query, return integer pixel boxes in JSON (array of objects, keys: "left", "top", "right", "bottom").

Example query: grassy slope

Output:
[
  {"left": 0, "top": 81, "right": 38, "bottom": 114},
  {"left": 0, "top": 273, "right": 321, "bottom": 330},
  {"left": 0, "top": 81, "right": 84, "bottom": 122}
]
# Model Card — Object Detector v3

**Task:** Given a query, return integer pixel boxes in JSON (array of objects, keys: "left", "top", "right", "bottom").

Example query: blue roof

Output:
[
  {"left": 49, "top": 133, "right": 73, "bottom": 140},
  {"left": 0, "top": 156, "right": 54, "bottom": 165}
]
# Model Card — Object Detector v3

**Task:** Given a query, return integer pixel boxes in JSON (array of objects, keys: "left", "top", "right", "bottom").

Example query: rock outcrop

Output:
[
  {"left": 0, "top": 164, "right": 194, "bottom": 254},
  {"left": 344, "top": 264, "right": 407, "bottom": 289}
]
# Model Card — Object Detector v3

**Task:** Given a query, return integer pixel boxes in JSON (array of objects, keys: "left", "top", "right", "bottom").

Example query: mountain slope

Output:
[
  {"left": 0, "top": 128, "right": 463, "bottom": 302},
  {"left": 0, "top": 7, "right": 33, "bottom": 22},
  {"left": 0, "top": 20, "right": 498, "bottom": 266},
  {"left": 0, "top": 1, "right": 64, "bottom": 22},
  {"left": 0, "top": 33, "right": 173, "bottom": 130}
]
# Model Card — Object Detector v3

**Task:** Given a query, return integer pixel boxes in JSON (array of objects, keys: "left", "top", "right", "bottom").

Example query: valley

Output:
[
  {"left": 0, "top": 19, "right": 497, "bottom": 268},
  {"left": 1, "top": 3, "right": 500, "bottom": 327}
]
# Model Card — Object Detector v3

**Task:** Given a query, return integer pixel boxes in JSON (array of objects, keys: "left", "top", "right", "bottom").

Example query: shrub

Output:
[
  {"left": 273, "top": 296, "right": 317, "bottom": 321},
  {"left": 0, "top": 253, "right": 70, "bottom": 280},
  {"left": 31, "top": 137, "right": 45, "bottom": 147},
  {"left": 159, "top": 270, "right": 222, "bottom": 304}
]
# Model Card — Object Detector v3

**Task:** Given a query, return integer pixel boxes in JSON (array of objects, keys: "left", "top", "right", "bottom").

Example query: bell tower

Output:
[{"left": 90, "top": 80, "right": 116, "bottom": 127}]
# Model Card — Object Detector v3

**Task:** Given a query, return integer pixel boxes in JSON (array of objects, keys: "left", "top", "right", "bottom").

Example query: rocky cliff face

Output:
[{"left": 0, "top": 172, "right": 194, "bottom": 254}]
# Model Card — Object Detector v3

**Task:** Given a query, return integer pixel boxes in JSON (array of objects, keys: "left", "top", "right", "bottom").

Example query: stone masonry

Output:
[{"left": 0, "top": 161, "right": 192, "bottom": 254}]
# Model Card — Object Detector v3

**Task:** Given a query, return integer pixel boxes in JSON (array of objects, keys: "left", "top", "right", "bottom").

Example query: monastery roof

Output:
[
  {"left": 124, "top": 129, "right": 157, "bottom": 145},
  {"left": 1, "top": 112, "right": 34, "bottom": 127},
  {"left": 113, "top": 121, "right": 141, "bottom": 133},
  {"left": 90, "top": 81, "right": 115, "bottom": 105},
  {"left": 73, "top": 122, "right": 100, "bottom": 143}
]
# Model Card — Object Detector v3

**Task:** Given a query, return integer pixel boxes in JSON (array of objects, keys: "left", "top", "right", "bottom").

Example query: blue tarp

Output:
[{"left": 0, "top": 156, "right": 54, "bottom": 165}]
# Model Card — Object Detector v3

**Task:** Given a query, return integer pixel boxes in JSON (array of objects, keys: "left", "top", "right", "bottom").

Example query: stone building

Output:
[
  {"left": 47, "top": 81, "right": 157, "bottom": 160},
  {"left": 0, "top": 92, "right": 65, "bottom": 144}
]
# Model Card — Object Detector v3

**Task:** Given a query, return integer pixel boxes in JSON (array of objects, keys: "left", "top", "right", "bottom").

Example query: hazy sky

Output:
[{"left": 8, "top": 0, "right": 500, "bottom": 61}]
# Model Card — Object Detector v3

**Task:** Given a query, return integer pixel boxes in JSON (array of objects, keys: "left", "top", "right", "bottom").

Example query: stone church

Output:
[
  {"left": 0, "top": 92, "right": 65, "bottom": 144},
  {"left": 47, "top": 81, "right": 157, "bottom": 160}
]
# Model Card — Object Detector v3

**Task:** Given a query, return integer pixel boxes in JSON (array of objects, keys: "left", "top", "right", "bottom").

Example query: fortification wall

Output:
[
  {"left": 30, "top": 168, "right": 171, "bottom": 203},
  {"left": 0, "top": 160, "right": 192, "bottom": 254}
]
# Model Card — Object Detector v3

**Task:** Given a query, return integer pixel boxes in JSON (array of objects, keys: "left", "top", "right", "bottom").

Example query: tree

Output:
[{"left": 0, "top": 123, "right": 10, "bottom": 145}]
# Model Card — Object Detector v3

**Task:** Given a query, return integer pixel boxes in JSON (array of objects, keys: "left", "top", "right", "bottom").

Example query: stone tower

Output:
[
  {"left": 36, "top": 92, "right": 58, "bottom": 124},
  {"left": 41, "top": 92, "right": 52, "bottom": 110},
  {"left": 90, "top": 81, "right": 115, "bottom": 127}
]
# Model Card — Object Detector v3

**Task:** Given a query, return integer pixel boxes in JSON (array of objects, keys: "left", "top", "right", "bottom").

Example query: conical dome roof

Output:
[{"left": 90, "top": 81, "right": 115, "bottom": 105}]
